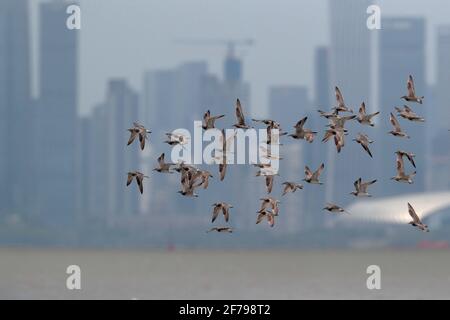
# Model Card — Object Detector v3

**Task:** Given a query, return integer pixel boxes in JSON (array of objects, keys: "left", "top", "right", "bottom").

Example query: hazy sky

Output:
[{"left": 30, "top": 0, "right": 450, "bottom": 116}]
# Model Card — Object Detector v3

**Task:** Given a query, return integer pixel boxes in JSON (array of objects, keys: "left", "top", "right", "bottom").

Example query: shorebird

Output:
[
  {"left": 391, "top": 154, "right": 416, "bottom": 184},
  {"left": 304, "top": 163, "right": 325, "bottom": 184},
  {"left": 126, "top": 171, "right": 149, "bottom": 194},
  {"left": 264, "top": 175, "right": 276, "bottom": 194},
  {"left": 211, "top": 202, "right": 233, "bottom": 223},
  {"left": 395, "top": 150, "right": 416, "bottom": 168},
  {"left": 323, "top": 203, "right": 349, "bottom": 214},
  {"left": 202, "top": 110, "right": 225, "bottom": 130},
  {"left": 193, "top": 170, "right": 213, "bottom": 189},
  {"left": 281, "top": 182, "right": 303, "bottom": 196},
  {"left": 353, "top": 133, "right": 374, "bottom": 158},
  {"left": 177, "top": 166, "right": 200, "bottom": 197},
  {"left": 207, "top": 227, "right": 233, "bottom": 233},
  {"left": 333, "top": 86, "right": 353, "bottom": 113},
  {"left": 350, "top": 178, "right": 377, "bottom": 197},
  {"left": 407, "top": 203, "right": 429, "bottom": 232},
  {"left": 327, "top": 114, "right": 356, "bottom": 129},
  {"left": 388, "top": 113, "right": 409, "bottom": 138},
  {"left": 395, "top": 105, "right": 425, "bottom": 122},
  {"left": 260, "top": 145, "right": 283, "bottom": 161},
  {"left": 233, "top": 98, "right": 251, "bottom": 129},
  {"left": 164, "top": 132, "right": 189, "bottom": 147},
  {"left": 289, "top": 117, "right": 317, "bottom": 143},
  {"left": 256, "top": 209, "right": 275, "bottom": 227},
  {"left": 258, "top": 197, "right": 280, "bottom": 216},
  {"left": 356, "top": 102, "right": 380, "bottom": 126},
  {"left": 322, "top": 128, "right": 346, "bottom": 153},
  {"left": 127, "top": 122, "right": 151, "bottom": 150},
  {"left": 252, "top": 118, "right": 281, "bottom": 128},
  {"left": 318, "top": 109, "right": 338, "bottom": 119},
  {"left": 401, "top": 75, "right": 424, "bottom": 104},
  {"left": 153, "top": 153, "right": 174, "bottom": 173}
]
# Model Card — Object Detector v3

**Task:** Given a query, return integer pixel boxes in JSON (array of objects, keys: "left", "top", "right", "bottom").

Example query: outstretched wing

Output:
[
  {"left": 359, "top": 102, "right": 366, "bottom": 115},
  {"left": 407, "top": 75, "right": 416, "bottom": 96},
  {"left": 390, "top": 113, "right": 401, "bottom": 132},
  {"left": 408, "top": 203, "right": 421, "bottom": 224},
  {"left": 235, "top": 98, "right": 246, "bottom": 125},
  {"left": 335, "top": 86, "right": 345, "bottom": 106}
]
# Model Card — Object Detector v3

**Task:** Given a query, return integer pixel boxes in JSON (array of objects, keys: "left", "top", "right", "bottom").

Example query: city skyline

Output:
[{"left": 1, "top": 0, "right": 450, "bottom": 246}]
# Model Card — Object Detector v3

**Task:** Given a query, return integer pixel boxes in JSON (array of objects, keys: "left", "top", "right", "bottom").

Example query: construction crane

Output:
[{"left": 174, "top": 38, "right": 255, "bottom": 83}]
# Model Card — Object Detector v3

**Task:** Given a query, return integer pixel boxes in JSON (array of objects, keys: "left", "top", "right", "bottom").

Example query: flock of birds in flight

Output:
[{"left": 126, "top": 75, "right": 429, "bottom": 234}]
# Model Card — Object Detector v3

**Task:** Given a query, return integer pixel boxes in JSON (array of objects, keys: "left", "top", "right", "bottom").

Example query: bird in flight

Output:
[
  {"left": 233, "top": 98, "right": 252, "bottom": 129},
  {"left": 207, "top": 227, "right": 233, "bottom": 233},
  {"left": 353, "top": 133, "right": 374, "bottom": 158},
  {"left": 202, "top": 110, "right": 225, "bottom": 130},
  {"left": 304, "top": 163, "right": 325, "bottom": 184},
  {"left": 395, "top": 150, "right": 416, "bottom": 168},
  {"left": 281, "top": 182, "right": 304, "bottom": 196},
  {"left": 407, "top": 203, "right": 429, "bottom": 232},
  {"left": 388, "top": 113, "right": 409, "bottom": 138},
  {"left": 127, "top": 122, "right": 151, "bottom": 150},
  {"left": 333, "top": 86, "right": 353, "bottom": 113},
  {"left": 289, "top": 117, "right": 317, "bottom": 143},
  {"left": 391, "top": 153, "right": 416, "bottom": 184},
  {"left": 153, "top": 153, "right": 174, "bottom": 173},
  {"left": 211, "top": 202, "right": 233, "bottom": 223},
  {"left": 401, "top": 75, "right": 424, "bottom": 104},
  {"left": 356, "top": 102, "right": 380, "bottom": 127},
  {"left": 164, "top": 132, "right": 189, "bottom": 147},
  {"left": 350, "top": 178, "right": 377, "bottom": 197},
  {"left": 258, "top": 197, "right": 280, "bottom": 216},
  {"left": 256, "top": 209, "right": 276, "bottom": 227},
  {"left": 323, "top": 203, "right": 349, "bottom": 214},
  {"left": 395, "top": 105, "right": 425, "bottom": 122},
  {"left": 126, "top": 171, "right": 149, "bottom": 194}
]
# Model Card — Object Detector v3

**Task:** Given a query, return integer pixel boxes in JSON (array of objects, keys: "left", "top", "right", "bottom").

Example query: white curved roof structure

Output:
[{"left": 346, "top": 191, "right": 450, "bottom": 224}]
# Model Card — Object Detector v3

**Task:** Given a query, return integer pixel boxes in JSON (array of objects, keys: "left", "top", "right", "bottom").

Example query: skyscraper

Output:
[
  {"left": 104, "top": 80, "right": 140, "bottom": 225},
  {"left": 36, "top": 0, "right": 79, "bottom": 225},
  {"left": 377, "top": 17, "right": 426, "bottom": 196},
  {"left": 328, "top": 0, "right": 373, "bottom": 205},
  {"left": 0, "top": 0, "right": 31, "bottom": 219},
  {"left": 436, "top": 26, "right": 450, "bottom": 132}
]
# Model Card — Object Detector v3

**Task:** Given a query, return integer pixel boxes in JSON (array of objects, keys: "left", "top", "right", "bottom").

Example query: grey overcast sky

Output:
[{"left": 31, "top": 0, "right": 450, "bottom": 116}]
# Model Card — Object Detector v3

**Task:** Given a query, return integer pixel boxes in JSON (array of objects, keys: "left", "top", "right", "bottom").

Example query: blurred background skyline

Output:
[{"left": 1, "top": 0, "right": 450, "bottom": 249}]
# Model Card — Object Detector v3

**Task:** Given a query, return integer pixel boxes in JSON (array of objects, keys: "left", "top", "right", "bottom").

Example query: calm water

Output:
[{"left": 1, "top": 248, "right": 449, "bottom": 299}]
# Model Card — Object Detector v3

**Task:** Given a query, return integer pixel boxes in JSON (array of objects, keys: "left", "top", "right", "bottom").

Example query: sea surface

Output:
[{"left": 1, "top": 248, "right": 449, "bottom": 299}]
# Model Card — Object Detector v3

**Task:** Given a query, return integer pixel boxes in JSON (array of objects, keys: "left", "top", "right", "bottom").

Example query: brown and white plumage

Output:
[
  {"left": 256, "top": 209, "right": 275, "bottom": 227},
  {"left": 401, "top": 75, "right": 424, "bottom": 104},
  {"left": 207, "top": 227, "right": 233, "bottom": 233},
  {"left": 304, "top": 163, "right": 325, "bottom": 184},
  {"left": 407, "top": 203, "right": 429, "bottom": 232},
  {"left": 127, "top": 122, "right": 151, "bottom": 150},
  {"left": 388, "top": 113, "right": 409, "bottom": 138},
  {"left": 357, "top": 102, "right": 380, "bottom": 126},
  {"left": 126, "top": 171, "right": 149, "bottom": 194},
  {"left": 391, "top": 154, "right": 416, "bottom": 184},
  {"left": 395, "top": 105, "right": 425, "bottom": 122},
  {"left": 350, "top": 178, "right": 377, "bottom": 197},
  {"left": 333, "top": 86, "right": 353, "bottom": 113},
  {"left": 323, "top": 203, "right": 349, "bottom": 214},
  {"left": 281, "top": 182, "right": 303, "bottom": 196},
  {"left": 353, "top": 133, "right": 374, "bottom": 158},
  {"left": 202, "top": 110, "right": 225, "bottom": 130},
  {"left": 258, "top": 197, "right": 280, "bottom": 216},
  {"left": 153, "top": 153, "right": 174, "bottom": 173},
  {"left": 289, "top": 117, "right": 317, "bottom": 143},
  {"left": 233, "top": 98, "right": 251, "bottom": 129},
  {"left": 211, "top": 202, "right": 233, "bottom": 223},
  {"left": 395, "top": 150, "right": 416, "bottom": 168}
]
